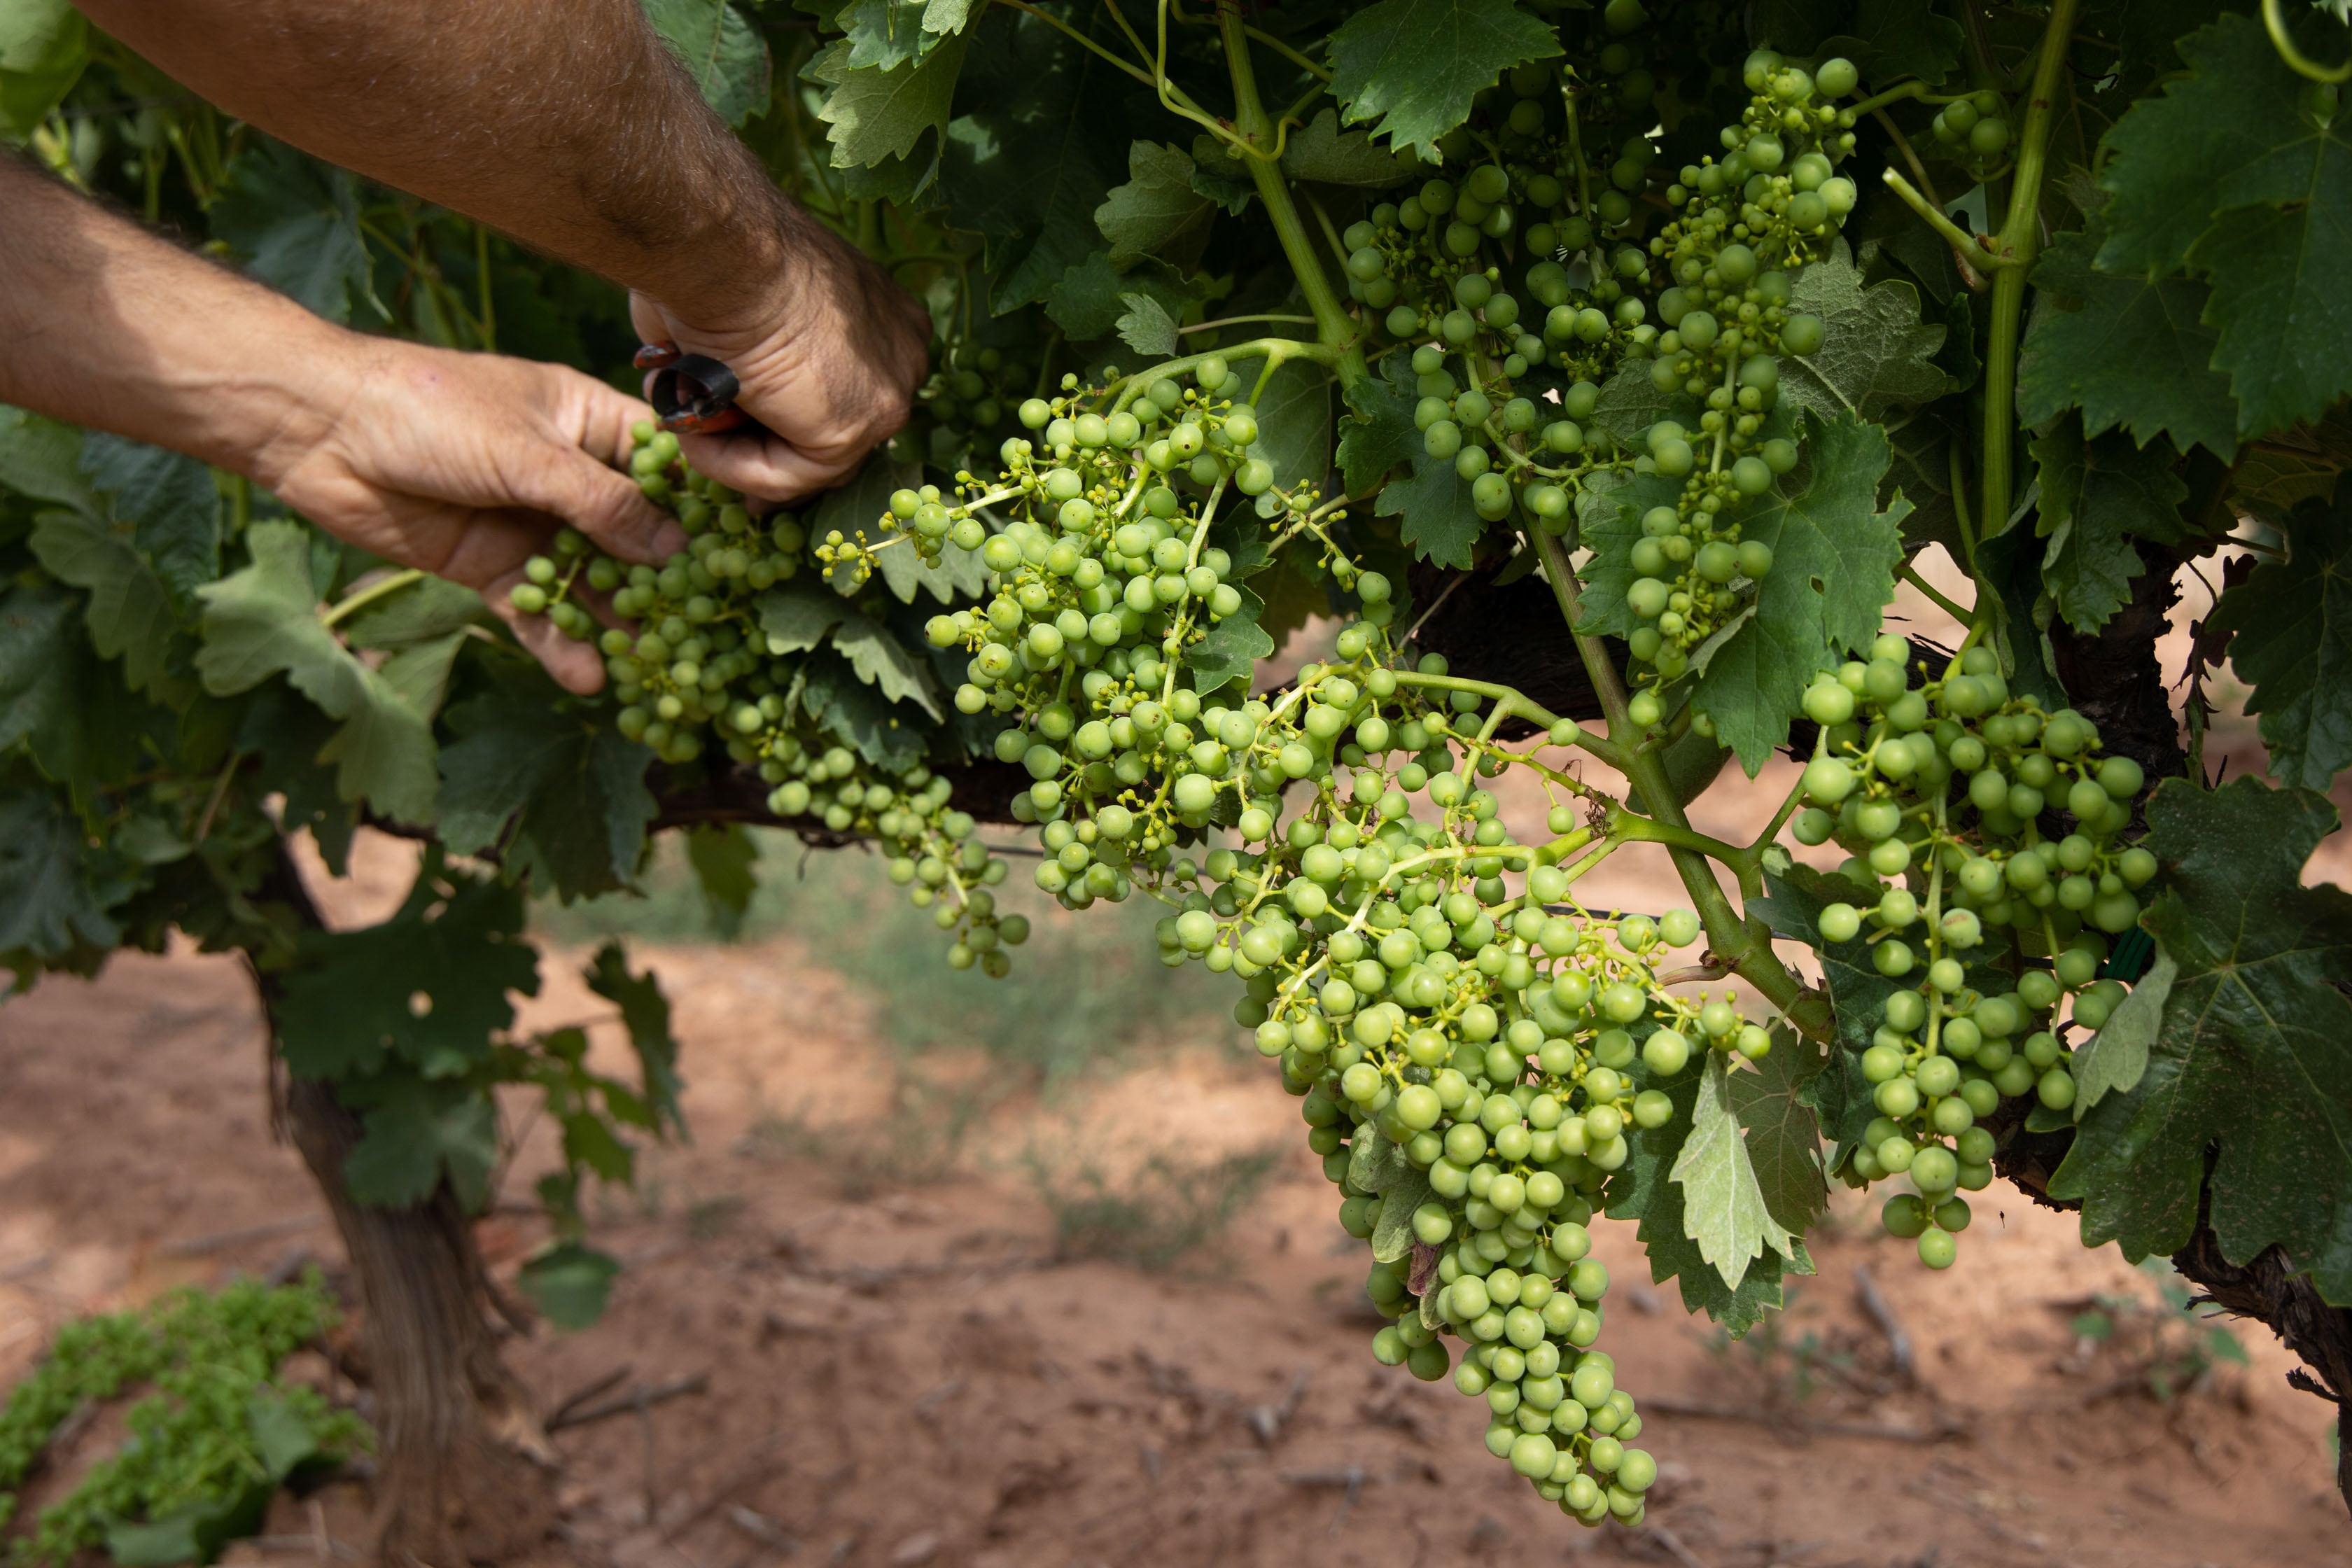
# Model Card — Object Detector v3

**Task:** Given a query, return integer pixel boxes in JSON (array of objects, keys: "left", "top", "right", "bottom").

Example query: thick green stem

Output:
[
  {"left": 1525, "top": 528, "right": 1827, "bottom": 1037},
  {"left": 1219, "top": 10, "right": 1368, "bottom": 388},
  {"left": 1979, "top": 0, "right": 2080, "bottom": 552}
]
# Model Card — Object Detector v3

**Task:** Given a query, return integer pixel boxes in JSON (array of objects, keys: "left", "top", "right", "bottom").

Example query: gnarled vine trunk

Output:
[{"left": 253, "top": 852, "right": 559, "bottom": 1566}]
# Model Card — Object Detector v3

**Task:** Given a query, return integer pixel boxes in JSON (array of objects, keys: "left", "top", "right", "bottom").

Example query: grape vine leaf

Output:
[
  {"left": 339, "top": 1079, "right": 500, "bottom": 1211},
  {"left": 0, "top": 407, "right": 100, "bottom": 514},
  {"left": 1254, "top": 358, "right": 1335, "bottom": 496},
  {"left": 2048, "top": 777, "right": 2352, "bottom": 1306},
  {"left": 2016, "top": 227, "right": 2239, "bottom": 461},
  {"left": 2071, "top": 939, "right": 2176, "bottom": 1114},
  {"left": 1572, "top": 468, "right": 1682, "bottom": 638},
  {"left": 2207, "top": 493, "right": 2352, "bottom": 790},
  {"left": 1116, "top": 293, "right": 1180, "bottom": 358},
  {"left": 1095, "top": 142, "right": 1214, "bottom": 267},
  {"left": 825, "top": 0, "right": 973, "bottom": 73},
  {"left": 643, "top": 0, "right": 771, "bottom": 125},
  {"left": 1189, "top": 584, "right": 1274, "bottom": 692},
  {"left": 1347, "top": 1124, "right": 1417, "bottom": 1194},
  {"left": 28, "top": 508, "right": 186, "bottom": 700},
  {"left": 0, "top": 785, "right": 120, "bottom": 961},
  {"left": 1044, "top": 253, "right": 1210, "bottom": 342},
  {"left": 1371, "top": 1170, "right": 1434, "bottom": 1264},
  {"left": 78, "top": 435, "right": 220, "bottom": 611},
  {"left": 1670, "top": 1053, "right": 1800, "bottom": 1291},
  {"left": 758, "top": 582, "right": 940, "bottom": 716},
  {"left": 587, "top": 940, "right": 686, "bottom": 1133},
  {"left": 1336, "top": 349, "right": 1420, "bottom": 496},
  {"left": 1725, "top": 1024, "right": 1832, "bottom": 1236},
  {"left": 1189, "top": 134, "right": 1255, "bottom": 214},
  {"left": 2095, "top": 13, "right": 2352, "bottom": 438},
  {"left": 0, "top": 584, "right": 90, "bottom": 769},
  {"left": 687, "top": 825, "right": 760, "bottom": 939},
  {"left": 1688, "top": 413, "right": 1912, "bottom": 771},
  {"left": 1778, "top": 241, "right": 1949, "bottom": 424},
  {"left": 1750, "top": 856, "right": 1906, "bottom": 1147},
  {"left": 518, "top": 1242, "right": 624, "bottom": 1331},
  {"left": 799, "top": 650, "right": 927, "bottom": 769},
  {"left": 1376, "top": 455, "right": 1483, "bottom": 568},
  {"left": 210, "top": 141, "right": 378, "bottom": 326},
  {"left": 436, "top": 673, "right": 659, "bottom": 902},
  {"left": 0, "top": 0, "right": 88, "bottom": 136},
  {"left": 1604, "top": 1046, "right": 1809, "bottom": 1334},
  {"left": 1326, "top": 0, "right": 1562, "bottom": 160},
  {"left": 939, "top": 10, "right": 1137, "bottom": 311},
  {"left": 195, "top": 521, "right": 440, "bottom": 825},
  {"left": 275, "top": 868, "right": 540, "bottom": 1082},
  {"left": 811, "top": 29, "right": 969, "bottom": 169},
  {"left": 815, "top": 454, "right": 986, "bottom": 605},
  {"left": 1280, "top": 108, "right": 1420, "bottom": 188},
  {"left": 2029, "top": 416, "right": 2192, "bottom": 634}
]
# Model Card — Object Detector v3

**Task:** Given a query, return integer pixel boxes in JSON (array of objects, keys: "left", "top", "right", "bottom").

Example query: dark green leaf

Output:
[
  {"left": 275, "top": 867, "right": 538, "bottom": 1080},
  {"left": 645, "top": 0, "right": 772, "bottom": 122},
  {"left": 1726, "top": 1023, "right": 1831, "bottom": 1236},
  {"left": 1252, "top": 358, "right": 1334, "bottom": 495},
  {"left": 2050, "top": 777, "right": 2352, "bottom": 1305},
  {"left": 686, "top": 824, "right": 760, "bottom": 939},
  {"left": 811, "top": 29, "right": 969, "bottom": 168},
  {"left": 1376, "top": 454, "right": 1484, "bottom": 568},
  {"left": 2029, "top": 415, "right": 2192, "bottom": 634},
  {"left": 1095, "top": 142, "right": 1214, "bottom": 267},
  {"left": 1821, "top": 0, "right": 1963, "bottom": 88},
  {"left": 2094, "top": 13, "right": 2352, "bottom": 437},
  {"left": 78, "top": 434, "right": 220, "bottom": 610},
  {"left": 1326, "top": 0, "right": 1562, "bottom": 160},
  {"left": 587, "top": 941, "right": 685, "bottom": 1133},
  {"left": 195, "top": 520, "right": 438, "bottom": 824},
  {"left": 29, "top": 507, "right": 183, "bottom": 698},
  {"left": 2017, "top": 227, "right": 2239, "bottom": 461},
  {"left": 1189, "top": 584, "right": 1274, "bottom": 692},
  {"left": 2208, "top": 492, "right": 2352, "bottom": 789},
  {"left": 435, "top": 673, "right": 658, "bottom": 901},
  {"left": 1337, "top": 349, "right": 1421, "bottom": 496},
  {"left": 210, "top": 141, "right": 374, "bottom": 324},
  {"left": 1280, "top": 108, "right": 1421, "bottom": 187},
  {"left": 1689, "top": 414, "right": 1912, "bottom": 771},
  {"left": 0, "top": 785, "right": 121, "bottom": 960},
  {"left": 518, "top": 1242, "right": 623, "bottom": 1330},
  {"left": 341, "top": 1077, "right": 500, "bottom": 1210}
]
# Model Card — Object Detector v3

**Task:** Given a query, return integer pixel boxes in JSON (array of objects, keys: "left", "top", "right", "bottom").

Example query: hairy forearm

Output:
[
  {"left": 76, "top": 0, "right": 802, "bottom": 323},
  {"left": 0, "top": 154, "right": 349, "bottom": 478}
]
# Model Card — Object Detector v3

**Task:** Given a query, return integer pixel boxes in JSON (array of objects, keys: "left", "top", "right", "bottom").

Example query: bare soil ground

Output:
[{"left": 2, "top": 552, "right": 2345, "bottom": 1568}]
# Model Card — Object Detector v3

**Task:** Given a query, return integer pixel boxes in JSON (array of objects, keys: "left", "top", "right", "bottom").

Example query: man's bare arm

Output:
[
  {"left": 76, "top": 0, "right": 929, "bottom": 499},
  {"left": 0, "top": 154, "right": 680, "bottom": 692}
]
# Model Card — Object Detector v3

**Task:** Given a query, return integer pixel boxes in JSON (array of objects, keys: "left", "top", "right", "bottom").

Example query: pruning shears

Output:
[{"left": 633, "top": 341, "right": 766, "bottom": 436}]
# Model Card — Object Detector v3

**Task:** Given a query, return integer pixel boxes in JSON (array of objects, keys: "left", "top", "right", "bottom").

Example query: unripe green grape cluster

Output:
[
  {"left": 1615, "top": 52, "right": 1864, "bottom": 697},
  {"left": 903, "top": 336, "right": 1035, "bottom": 472},
  {"left": 1785, "top": 634, "right": 2156, "bottom": 1269},
  {"left": 507, "top": 425, "right": 1023, "bottom": 970},
  {"left": 1926, "top": 88, "right": 2015, "bottom": 177}
]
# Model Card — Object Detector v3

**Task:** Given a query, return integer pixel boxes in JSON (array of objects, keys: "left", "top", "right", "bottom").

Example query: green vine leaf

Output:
[
  {"left": 1095, "top": 142, "right": 1215, "bottom": 267},
  {"left": 194, "top": 521, "right": 439, "bottom": 825},
  {"left": 1688, "top": 412, "right": 1912, "bottom": 772},
  {"left": 2017, "top": 226, "right": 2239, "bottom": 461},
  {"left": 2071, "top": 939, "right": 2176, "bottom": 1114},
  {"left": 1326, "top": 0, "right": 1561, "bottom": 161},
  {"left": 1280, "top": 108, "right": 1421, "bottom": 187},
  {"left": 1726, "top": 1025, "right": 1831, "bottom": 1236},
  {"left": 2049, "top": 777, "right": 2352, "bottom": 1306},
  {"left": 642, "top": 0, "right": 771, "bottom": 125},
  {"left": 1670, "top": 1053, "right": 1800, "bottom": 1292},
  {"left": 2028, "top": 415, "right": 2192, "bottom": 634},
  {"left": 519, "top": 1242, "right": 624, "bottom": 1331},
  {"left": 210, "top": 140, "right": 379, "bottom": 326},
  {"left": 2208, "top": 492, "right": 2352, "bottom": 790},
  {"left": 811, "top": 29, "right": 969, "bottom": 169},
  {"left": 1778, "top": 241, "right": 1949, "bottom": 424},
  {"left": 2094, "top": 13, "right": 2352, "bottom": 438}
]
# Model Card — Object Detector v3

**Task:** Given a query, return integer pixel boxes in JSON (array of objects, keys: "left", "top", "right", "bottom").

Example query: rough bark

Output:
[{"left": 254, "top": 850, "right": 559, "bottom": 1567}]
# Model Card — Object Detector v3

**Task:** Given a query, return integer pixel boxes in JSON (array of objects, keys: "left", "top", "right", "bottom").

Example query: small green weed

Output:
[
  {"left": 1025, "top": 1144, "right": 1282, "bottom": 1273},
  {"left": 0, "top": 1274, "right": 369, "bottom": 1567},
  {"left": 2068, "top": 1257, "right": 2250, "bottom": 1401}
]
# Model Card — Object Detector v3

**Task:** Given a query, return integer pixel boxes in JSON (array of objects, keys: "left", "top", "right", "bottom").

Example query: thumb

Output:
[{"left": 523, "top": 445, "right": 688, "bottom": 566}]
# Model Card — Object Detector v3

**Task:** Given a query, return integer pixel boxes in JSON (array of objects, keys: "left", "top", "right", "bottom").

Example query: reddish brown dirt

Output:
[{"left": 1, "top": 553, "right": 2345, "bottom": 1568}]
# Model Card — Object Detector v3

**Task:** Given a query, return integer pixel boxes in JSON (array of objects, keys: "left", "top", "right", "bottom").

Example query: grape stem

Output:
[
  {"left": 1979, "top": 0, "right": 2081, "bottom": 552},
  {"left": 1898, "top": 563, "right": 1977, "bottom": 627},
  {"left": 1524, "top": 526, "right": 1830, "bottom": 1040},
  {"left": 1218, "top": 8, "right": 1369, "bottom": 386},
  {"left": 1879, "top": 170, "right": 2019, "bottom": 270},
  {"left": 1178, "top": 313, "right": 1318, "bottom": 335},
  {"left": 2264, "top": 0, "right": 2352, "bottom": 82}
]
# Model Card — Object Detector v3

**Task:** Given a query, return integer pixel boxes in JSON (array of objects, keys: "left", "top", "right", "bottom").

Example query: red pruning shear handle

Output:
[{"left": 634, "top": 341, "right": 764, "bottom": 435}]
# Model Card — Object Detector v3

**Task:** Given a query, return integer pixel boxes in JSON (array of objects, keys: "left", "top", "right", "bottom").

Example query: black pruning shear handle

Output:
[{"left": 634, "top": 341, "right": 768, "bottom": 436}]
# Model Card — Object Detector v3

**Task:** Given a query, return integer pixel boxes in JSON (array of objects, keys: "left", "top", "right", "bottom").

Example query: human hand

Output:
[
  {"left": 255, "top": 341, "right": 687, "bottom": 694},
  {"left": 629, "top": 218, "right": 930, "bottom": 502}
]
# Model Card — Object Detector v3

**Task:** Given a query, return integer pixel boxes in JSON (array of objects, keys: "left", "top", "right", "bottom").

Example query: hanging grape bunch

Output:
[
  {"left": 1784, "top": 637, "right": 2153, "bottom": 1268},
  {"left": 505, "top": 425, "right": 1023, "bottom": 969}
]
